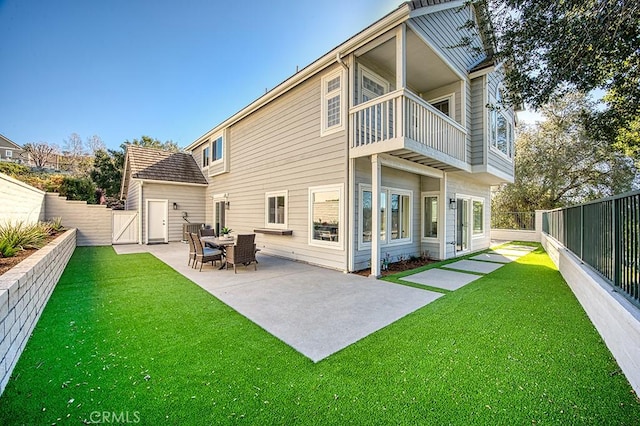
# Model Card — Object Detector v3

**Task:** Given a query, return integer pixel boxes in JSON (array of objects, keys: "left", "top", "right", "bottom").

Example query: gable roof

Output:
[
  {"left": 120, "top": 145, "right": 207, "bottom": 199},
  {"left": 0, "top": 133, "right": 23, "bottom": 150}
]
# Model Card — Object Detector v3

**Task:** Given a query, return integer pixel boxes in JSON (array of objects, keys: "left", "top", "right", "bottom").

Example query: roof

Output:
[
  {"left": 186, "top": 0, "right": 487, "bottom": 152},
  {"left": 120, "top": 145, "right": 207, "bottom": 199},
  {"left": 0, "top": 133, "right": 23, "bottom": 150}
]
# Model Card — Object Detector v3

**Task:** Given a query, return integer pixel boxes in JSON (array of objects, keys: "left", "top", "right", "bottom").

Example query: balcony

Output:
[{"left": 349, "top": 89, "right": 468, "bottom": 171}]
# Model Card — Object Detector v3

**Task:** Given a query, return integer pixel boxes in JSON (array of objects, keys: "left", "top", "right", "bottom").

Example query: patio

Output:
[{"left": 113, "top": 242, "right": 443, "bottom": 362}]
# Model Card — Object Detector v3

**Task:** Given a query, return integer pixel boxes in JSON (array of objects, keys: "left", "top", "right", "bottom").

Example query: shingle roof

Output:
[
  {"left": 407, "top": 0, "right": 455, "bottom": 10},
  {"left": 126, "top": 145, "right": 207, "bottom": 185}
]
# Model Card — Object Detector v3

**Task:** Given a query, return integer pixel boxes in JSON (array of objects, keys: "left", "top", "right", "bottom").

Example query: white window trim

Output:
[
  {"left": 265, "top": 190, "right": 288, "bottom": 229},
  {"left": 472, "top": 198, "right": 485, "bottom": 237},
  {"left": 359, "top": 65, "right": 390, "bottom": 104},
  {"left": 428, "top": 93, "right": 455, "bottom": 120},
  {"left": 211, "top": 135, "right": 224, "bottom": 164},
  {"left": 488, "top": 85, "right": 514, "bottom": 160},
  {"left": 309, "top": 184, "right": 344, "bottom": 250},
  {"left": 358, "top": 184, "right": 413, "bottom": 250},
  {"left": 421, "top": 191, "right": 439, "bottom": 242},
  {"left": 201, "top": 143, "right": 210, "bottom": 169},
  {"left": 5, "top": 150, "right": 12, "bottom": 158},
  {"left": 320, "top": 69, "right": 346, "bottom": 136}
]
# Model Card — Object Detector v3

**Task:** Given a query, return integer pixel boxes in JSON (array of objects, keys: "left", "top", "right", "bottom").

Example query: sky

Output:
[{"left": 0, "top": 0, "right": 399, "bottom": 151}]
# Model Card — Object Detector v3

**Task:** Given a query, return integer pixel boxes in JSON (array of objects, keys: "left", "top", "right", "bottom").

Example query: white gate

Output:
[{"left": 112, "top": 211, "right": 138, "bottom": 244}]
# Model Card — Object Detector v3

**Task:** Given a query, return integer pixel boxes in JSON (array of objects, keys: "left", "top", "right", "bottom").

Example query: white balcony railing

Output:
[{"left": 350, "top": 89, "right": 467, "bottom": 163}]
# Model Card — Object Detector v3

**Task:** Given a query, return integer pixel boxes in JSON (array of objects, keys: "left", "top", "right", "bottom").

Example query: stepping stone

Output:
[
  {"left": 443, "top": 259, "right": 504, "bottom": 274},
  {"left": 469, "top": 252, "right": 515, "bottom": 263},
  {"left": 402, "top": 268, "right": 481, "bottom": 291},
  {"left": 493, "top": 248, "right": 533, "bottom": 258},
  {"left": 505, "top": 245, "right": 536, "bottom": 252}
]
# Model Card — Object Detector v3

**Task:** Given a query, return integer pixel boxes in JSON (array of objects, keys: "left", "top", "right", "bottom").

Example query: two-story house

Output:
[
  {"left": 0, "top": 134, "right": 28, "bottom": 165},
  {"left": 135, "top": 0, "right": 515, "bottom": 276}
]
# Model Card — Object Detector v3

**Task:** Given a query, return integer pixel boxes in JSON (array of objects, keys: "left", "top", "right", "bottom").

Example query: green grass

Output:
[{"left": 0, "top": 246, "right": 638, "bottom": 424}]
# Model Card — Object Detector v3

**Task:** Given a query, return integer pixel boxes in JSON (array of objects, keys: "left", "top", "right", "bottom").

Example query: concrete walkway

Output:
[{"left": 113, "top": 243, "right": 442, "bottom": 362}]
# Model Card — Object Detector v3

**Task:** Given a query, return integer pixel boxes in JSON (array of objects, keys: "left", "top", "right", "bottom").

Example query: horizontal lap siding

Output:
[
  {"left": 444, "top": 174, "right": 491, "bottom": 258},
  {"left": 486, "top": 73, "right": 515, "bottom": 176},
  {"left": 207, "top": 66, "right": 348, "bottom": 270},
  {"left": 410, "top": 8, "right": 483, "bottom": 77},
  {"left": 353, "top": 158, "right": 422, "bottom": 271},
  {"left": 142, "top": 184, "right": 206, "bottom": 242},
  {"left": 470, "top": 76, "right": 485, "bottom": 165}
]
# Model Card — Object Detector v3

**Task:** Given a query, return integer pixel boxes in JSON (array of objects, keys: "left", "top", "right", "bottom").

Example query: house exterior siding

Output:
[
  {"left": 202, "top": 65, "right": 349, "bottom": 270},
  {"left": 469, "top": 75, "right": 486, "bottom": 165},
  {"left": 486, "top": 71, "right": 515, "bottom": 177}
]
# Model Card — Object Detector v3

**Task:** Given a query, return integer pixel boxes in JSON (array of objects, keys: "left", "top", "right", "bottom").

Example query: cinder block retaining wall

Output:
[
  {"left": 542, "top": 234, "right": 640, "bottom": 396},
  {"left": 0, "top": 229, "right": 76, "bottom": 395}
]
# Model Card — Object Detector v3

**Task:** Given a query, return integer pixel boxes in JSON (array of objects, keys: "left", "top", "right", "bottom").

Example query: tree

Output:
[
  {"left": 475, "top": 0, "right": 640, "bottom": 158},
  {"left": 122, "top": 135, "right": 180, "bottom": 152},
  {"left": 492, "top": 93, "right": 637, "bottom": 213},
  {"left": 22, "top": 142, "right": 58, "bottom": 168},
  {"left": 59, "top": 176, "right": 96, "bottom": 203},
  {"left": 90, "top": 149, "right": 125, "bottom": 198},
  {"left": 86, "top": 135, "right": 105, "bottom": 154},
  {"left": 61, "top": 133, "right": 87, "bottom": 174}
]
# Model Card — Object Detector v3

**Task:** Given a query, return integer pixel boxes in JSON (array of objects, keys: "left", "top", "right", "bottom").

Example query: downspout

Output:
[
  {"left": 138, "top": 181, "right": 143, "bottom": 245},
  {"left": 337, "top": 52, "right": 352, "bottom": 272}
]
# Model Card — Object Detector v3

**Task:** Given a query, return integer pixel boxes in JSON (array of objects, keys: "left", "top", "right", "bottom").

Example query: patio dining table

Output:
[{"left": 200, "top": 236, "right": 235, "bottom": 269}]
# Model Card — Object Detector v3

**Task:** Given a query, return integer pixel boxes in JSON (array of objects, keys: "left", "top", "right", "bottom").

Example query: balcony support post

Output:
[{"left": 370, "top": 154, "right": 382, "bottom": 278}]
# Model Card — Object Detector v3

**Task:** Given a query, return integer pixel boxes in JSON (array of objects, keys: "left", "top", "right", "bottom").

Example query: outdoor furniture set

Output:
[{"left": 187, "top": 229, "right": 258, "bottom": 273}]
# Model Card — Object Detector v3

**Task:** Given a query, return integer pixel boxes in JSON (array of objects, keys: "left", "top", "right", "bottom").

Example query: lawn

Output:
[{"left": 0, "top": 246, "right": 638, "bottom": 424}]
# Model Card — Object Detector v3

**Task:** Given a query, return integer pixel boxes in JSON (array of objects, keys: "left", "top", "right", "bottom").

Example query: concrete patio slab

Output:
[
  {"left": 469, "top": 252, "right": 516, "bottom": 263},
  {"left": 113, "top": 243, "right": 442, "bottom": 362},
  {"left": 442, "top": 259, "right": 504, "bottom": 274},
  {"left": 401, "top": 268, "right": 481, "bottom": 291}
]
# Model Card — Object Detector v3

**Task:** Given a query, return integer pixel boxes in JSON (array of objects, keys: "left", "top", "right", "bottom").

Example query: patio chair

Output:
[
  {"left": 225, "top": 234, "right": 257, "bottom": 273},
  {"left": 191, "top": 233, "right": 223, "bottom": 271},
  {"left": 186, "top": 232, "right": 197, "bottom": 266},
  {"left": 199, "top": 227, "right": 216, "bottom": 237}
]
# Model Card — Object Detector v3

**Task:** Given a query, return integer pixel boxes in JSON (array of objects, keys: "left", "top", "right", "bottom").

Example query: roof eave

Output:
[{"left": 185, "top": 3, "right": 412, "bottom": 152}]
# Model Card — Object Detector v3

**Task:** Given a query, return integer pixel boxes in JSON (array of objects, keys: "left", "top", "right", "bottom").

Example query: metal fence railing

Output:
[
  {"left": 491, "top": 211, "right": 536, "bottom": 230},
  {"left": 543, "top": 191, "right": 640, "bottom": 308}
]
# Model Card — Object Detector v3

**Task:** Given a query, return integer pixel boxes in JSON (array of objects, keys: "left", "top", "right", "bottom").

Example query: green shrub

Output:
[
  {"left": 0, "top": 238, "right": 19, "bottom": 258},
  {"left": 59, "top": 176, "right": 96, "bottom": 203},
  {"left": 0, "top": 162, "right": 30, "bottom": 177},
  {"left": 0, "top": 221, "right": 48, "bottom": 255}
]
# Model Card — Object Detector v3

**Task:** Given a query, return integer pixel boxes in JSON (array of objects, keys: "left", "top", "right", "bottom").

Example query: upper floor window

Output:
[
  {"left": 265, "top": 191, "right": 287, "bottom": 228},
  {"left": 489, "top": 87, "right": 514, "bottom": 158},
  {"left": 429, "top": 94, "right": 454, "bottom": 119},
  {"left": 202, "top": 145, "right": 210, "bottom": 167},
  {"left": 5, "top": 150, "right": 12, "bottom": 158},
  {"left": 321, "top": 70, "right": 345, "bottom": 136},
  {"left": 212, "top": 136, "right": 223, "bottom": 162}
]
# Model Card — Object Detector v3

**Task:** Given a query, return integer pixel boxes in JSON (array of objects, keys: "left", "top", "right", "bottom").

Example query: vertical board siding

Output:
[
  {"left": 0, "top": 173, "right": 45, "bottom": 224},
  {"left": 205, "top": 66, "right": 349, "bottom": 270}
]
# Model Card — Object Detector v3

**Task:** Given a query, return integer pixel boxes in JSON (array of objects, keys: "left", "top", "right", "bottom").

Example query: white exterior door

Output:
[{"left": 146, "top": 199, "right": 168, "bottom": 244}]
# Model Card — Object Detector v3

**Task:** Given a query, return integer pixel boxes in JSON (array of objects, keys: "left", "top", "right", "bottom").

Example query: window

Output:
[
  {"left": 473, "top": 200, "right": 484, "bottom": 235},
  {"left": 489, "top": 87, "right": 513, "bottom": 158},
  {"left": 202, "top": 145, "right": 210, "bottom": 167},
  {"left": 359, "top": 185, "right": 412, "bottom": 248},
  {"left": 321, "top": 70, "right": 344, "bottom": 135},
  {"left": 265, "top": 191, "right": 287, "bottom": 228},
  {"left": 423, "top": 194, "right": 438, "bottom": 239},
  {"left": 429, "top": 94, "right": 454, "bottom": 119},
  {"left": 310, "top": 185, "right": 343, "bottom": 248},
  {"left": 5, "top": 150, "right": 12, "bottom": 158},
  {"left": 213, "top": 199, "right": 226, "bottom": 236},
  {"left": 212, "top": 136, "right": 223, "bottom": 162}
]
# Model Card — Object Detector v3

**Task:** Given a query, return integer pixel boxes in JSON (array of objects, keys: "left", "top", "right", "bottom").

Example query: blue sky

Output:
[{"left": 0, "top": 0, "right": 398, "bottom": 151}]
